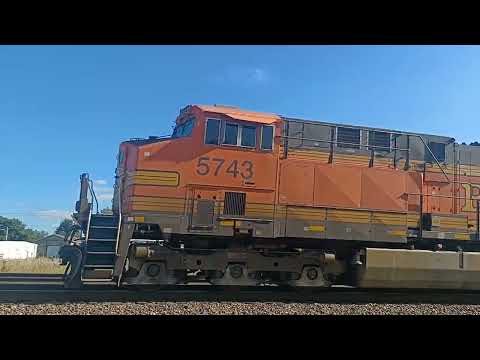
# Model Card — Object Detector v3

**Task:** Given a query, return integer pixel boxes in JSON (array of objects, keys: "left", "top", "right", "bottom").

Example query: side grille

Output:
[
  {"left": 337, "top": 127, "right": 360, "bottom": 149},
  {"left": 224, "top": 192, "right": 246, "bottom": 216}
]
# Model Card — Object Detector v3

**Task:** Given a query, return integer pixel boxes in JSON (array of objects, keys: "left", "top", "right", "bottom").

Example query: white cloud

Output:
[
  {"left": 94, "top": 187, "right": 113, "bottom": 194},
  {"left": 93, "top": 185, "right": 114, "bottom": 202},
  {"left": 33, "top": 210, "right": 72, "bottom": 221},
  {"left": 93, "top": 179, "right": 107, "bottom": 185},
  {"left": 223, "top": 66, "right": 269, "bottom": 85},
  {"left": 97, "top": 194, "right": 113, "bottom": 201},
  {"left": 251, "top": 68, "right": 267, "bottom": 82}
]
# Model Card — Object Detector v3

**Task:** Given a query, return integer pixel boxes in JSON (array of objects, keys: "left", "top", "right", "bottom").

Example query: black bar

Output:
[
  {"left": 404, "top": 135, "right": 410, "bottom": 170},
  {"left": 369, "top": 148, "right": 374, "bottom": 168},
  {"left": 328, "top": 127, "right": 334, "bottom": 164},
  {"left": 284, "top": 121, "right": 289, "bottom": 159},
  {"left": 477, "top": 199, "right": 479, "bottom": 242},
  {"left": 418, "top": 193, "right": 423, "bottom": 240},
  {"left": 393, "top": 136, "right": 397, "bottom": 168},
  {"left": 301, "top": 122, "right": 305, "bottom": 147}
]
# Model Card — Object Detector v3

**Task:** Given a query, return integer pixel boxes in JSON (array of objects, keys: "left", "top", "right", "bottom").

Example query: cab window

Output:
[
  {"left": 223, "top": 123, "right": 239, "bottom": 145},
  {"left": 205, "top": 119, "right": 258, "bottom": 149},
  {"left": 172, "top": 117, "right": 195, "bottom": 138},
  {"left": 241, "top": 125, "right": 256, "bottom": 147},
  {"left": 205, "top": 119, "right": 221, "bottom": 144},
  {"left": 261, "top": 125, "right": 274, "bottom": 150}
]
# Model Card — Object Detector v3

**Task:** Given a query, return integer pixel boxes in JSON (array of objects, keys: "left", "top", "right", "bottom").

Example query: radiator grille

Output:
[{"left": 223, "top": 192, "right": 246, "bottom": 216}]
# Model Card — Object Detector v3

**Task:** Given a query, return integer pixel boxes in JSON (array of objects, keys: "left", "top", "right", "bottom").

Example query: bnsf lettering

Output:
[
  {"left": 461, "top": 183, "right": 480, "bottom": 212},
  {"left": 196, "top": 157, "right": 254, "bottom": 180}
]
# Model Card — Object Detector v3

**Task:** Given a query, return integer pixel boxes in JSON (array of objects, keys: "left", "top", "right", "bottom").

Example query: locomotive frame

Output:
[{"left": 60, "top": 104, "right": 480, "bottom": 290}]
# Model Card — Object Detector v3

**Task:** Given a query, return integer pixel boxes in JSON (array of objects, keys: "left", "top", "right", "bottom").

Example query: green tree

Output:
[
  {"left": 55, "top": 218, "right": 75, "bottom": 236},
  {"left": 0, "top": 216, "right": 48, "bottom": 242}
]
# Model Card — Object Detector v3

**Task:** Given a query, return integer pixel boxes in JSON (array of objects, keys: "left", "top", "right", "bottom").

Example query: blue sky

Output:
[{"left": 1, "top": 45, "right": 480, "bottom": 232}]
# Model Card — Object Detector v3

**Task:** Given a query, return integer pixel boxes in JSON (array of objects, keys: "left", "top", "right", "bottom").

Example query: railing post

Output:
[
  {"left": 404, "top": 135, "right": 410, "bottom": 170},
  {"left": 418, "top": 193, "right": 423, "bottom": 240},
  {"left": 284, "top": 121, "right": 289, "bottom": 159},
  {"left": 477, "top": 199, "right": 479, "bottom": 242},
  {"left": 328, "top": 127, "right": 335, "bottom": 164},
  {"left": 301, "top": 122, "right": 305, "bottom": 147},
  {"left": 393, "top": 136, "right": 397, "bottom": 169}
]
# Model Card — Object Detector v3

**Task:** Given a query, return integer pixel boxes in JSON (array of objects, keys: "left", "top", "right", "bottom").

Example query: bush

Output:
[{"left": 0, "top": 257, "right": 66, "bottom": 274}]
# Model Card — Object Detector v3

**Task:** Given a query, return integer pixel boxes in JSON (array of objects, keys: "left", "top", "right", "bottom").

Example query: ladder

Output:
[{"left": 82, "top": 214, "right": 120, "bottom": 281}]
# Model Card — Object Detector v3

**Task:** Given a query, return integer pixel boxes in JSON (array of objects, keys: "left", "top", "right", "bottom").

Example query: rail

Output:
[
  {"left": 87, "top": 179, "right": 99, "bottom": 214},
  {"left": 115, "top": 176, "right": 124, "bottom": 287},
  {"left": 115, "top": 177, "right": 123, "bottom": 256},
  {"left": 280, "top": 124, "right": 451, "bottom": 183}
]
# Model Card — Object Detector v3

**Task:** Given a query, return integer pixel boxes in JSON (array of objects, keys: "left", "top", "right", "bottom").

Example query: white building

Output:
[{"left": 0, "top": 241, "right": 38, "bottom": 260}]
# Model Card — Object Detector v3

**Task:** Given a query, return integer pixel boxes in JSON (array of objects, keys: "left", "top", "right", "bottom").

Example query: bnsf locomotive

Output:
[{"left": 60, "top": 104, "right": 480, "bottom": 290}]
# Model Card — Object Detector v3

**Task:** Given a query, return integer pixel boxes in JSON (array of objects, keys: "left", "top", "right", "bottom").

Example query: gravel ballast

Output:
[{"left": 1, "top": 302, "right": 480, "bottom": 315}]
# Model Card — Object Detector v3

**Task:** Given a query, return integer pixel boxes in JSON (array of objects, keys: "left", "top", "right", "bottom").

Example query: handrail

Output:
[
  {"left": 87, "top": 179, "right": 99, "bottom": 214},
  {"left": 115, "top": 178, "right": 122, "bottom": 256},
  {"left": 280, "top": 129, "right": 450, "bottom": 183},
  {"left": 417, "top": 136, "right": 450, "bottom": 183},
  {"left": 279, "top": 135, "right": 410, "bottom": 152},
  {"left": 115, "top": 178, "right": 123, "bottom": 287}
]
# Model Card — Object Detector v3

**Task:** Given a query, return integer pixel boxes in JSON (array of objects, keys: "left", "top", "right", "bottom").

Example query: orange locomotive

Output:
[{"left": 60, "top": 104, "right": 480, "bottom": 289}]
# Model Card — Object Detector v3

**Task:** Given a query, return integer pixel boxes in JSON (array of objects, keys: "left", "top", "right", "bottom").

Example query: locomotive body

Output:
[{"left": 61, "top": 104, "right": 480, "bottom": 289}]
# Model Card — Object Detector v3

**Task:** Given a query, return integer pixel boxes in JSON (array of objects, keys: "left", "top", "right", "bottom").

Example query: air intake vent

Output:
[
  {"left": 337, "top": 127, "right": 360, "bottom": 149},
  {"left": 224, "top": 192, "right": 246, "bottom": 216}
]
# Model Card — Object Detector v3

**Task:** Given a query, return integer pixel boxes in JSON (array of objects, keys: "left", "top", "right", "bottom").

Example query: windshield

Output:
[{"left": 172, "top": 117, "right": 195, "bottom": 138}]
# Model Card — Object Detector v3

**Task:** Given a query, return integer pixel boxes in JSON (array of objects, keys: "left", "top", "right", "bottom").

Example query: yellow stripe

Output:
[
  {"left": 455, "top": 233, "right": 470, "bottom": 241},
  {"left": 387, "top": 230, "right": 407, "bottom": 237},
  {"left": 131, "top": 205, "right": 183, "bottom": 213},
  {"left": 304, "top": 225, "right": 325, "bottom": 232},
  {"left": 220, "top": 220, "right": 235, "bottom": 226},
  {"left": 126, "top": 171, "right": 179, "bottom": 187},
  {"left": 134, "top": 170, "right": 179, "bottom": 178},
  {"left": 328, "top": 209, "right": 370, "bottom": 223}
]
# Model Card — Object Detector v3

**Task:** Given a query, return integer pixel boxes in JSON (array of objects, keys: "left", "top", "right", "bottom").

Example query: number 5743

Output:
[{"left": 196, "top": 157, "right": 254, "bottom": 180}]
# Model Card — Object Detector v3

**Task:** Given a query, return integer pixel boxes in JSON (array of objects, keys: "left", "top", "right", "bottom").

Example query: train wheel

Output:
[
  {"left": 286, "top": 266, "right": 331, "bottom": 288},
  {"left": 209, "top": 264, "right": 259, "bottom": 286}
]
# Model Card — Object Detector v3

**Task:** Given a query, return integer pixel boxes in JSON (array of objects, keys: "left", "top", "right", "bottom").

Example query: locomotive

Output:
[{"left": 60, "top": 104, "right": 480, "bottom": 290}]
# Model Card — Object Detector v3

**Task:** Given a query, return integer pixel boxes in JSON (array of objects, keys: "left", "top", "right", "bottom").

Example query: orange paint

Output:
[{"left": 117, "top": 104, "right": 479, "bottom": 229}]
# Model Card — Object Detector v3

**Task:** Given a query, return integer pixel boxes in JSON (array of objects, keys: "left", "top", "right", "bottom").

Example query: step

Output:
[
  {"left": 87, "top": 251, "right": 116, "bottom": 255},
  {"left": 84, "top": 253, "right": 116, "bottom": 266},
  {"left": 88, "top": 227, "right": 118, "bottom": 240},
  {"left": 82, "top": 268, "right": 113, "bottom": 280},
  {"left": 87, "top": 238, "right": 117, "bottom": 242},
  {"left": 83, "top": 264, "right": 115, "bottom": 269},
  {"left": 86, "top": 240, "right": 116, "bottom": 253},
  {"left": 90, "top": 215, "right": 119, "bottom": 227}
]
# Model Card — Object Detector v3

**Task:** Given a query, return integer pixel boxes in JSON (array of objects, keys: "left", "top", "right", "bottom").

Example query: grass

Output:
[{"left": 0, "top": 257, "right": 66, "bottom": 274}]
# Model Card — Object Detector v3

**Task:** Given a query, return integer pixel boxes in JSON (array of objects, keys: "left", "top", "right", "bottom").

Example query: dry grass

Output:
[{"left": 0, "top": 257, "right": 66, "bottom": 274}]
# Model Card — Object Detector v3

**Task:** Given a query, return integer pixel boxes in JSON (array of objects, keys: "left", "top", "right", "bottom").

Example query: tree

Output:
[
  {"left": 0, "top": 216, "right": 48, "bottom": 242},
  {"left": 55, "top": 218, "right": 75, "bottom": 236}
]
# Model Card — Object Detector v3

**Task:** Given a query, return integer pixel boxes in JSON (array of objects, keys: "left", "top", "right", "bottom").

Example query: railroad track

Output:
[{"left": 2, "top": 273, "right": 480, "bottom": 305}]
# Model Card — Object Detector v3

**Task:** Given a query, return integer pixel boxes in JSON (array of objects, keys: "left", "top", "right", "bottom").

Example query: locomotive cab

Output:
[{"left": 112, "top": 105, "right": 282, "bottom": 250}]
